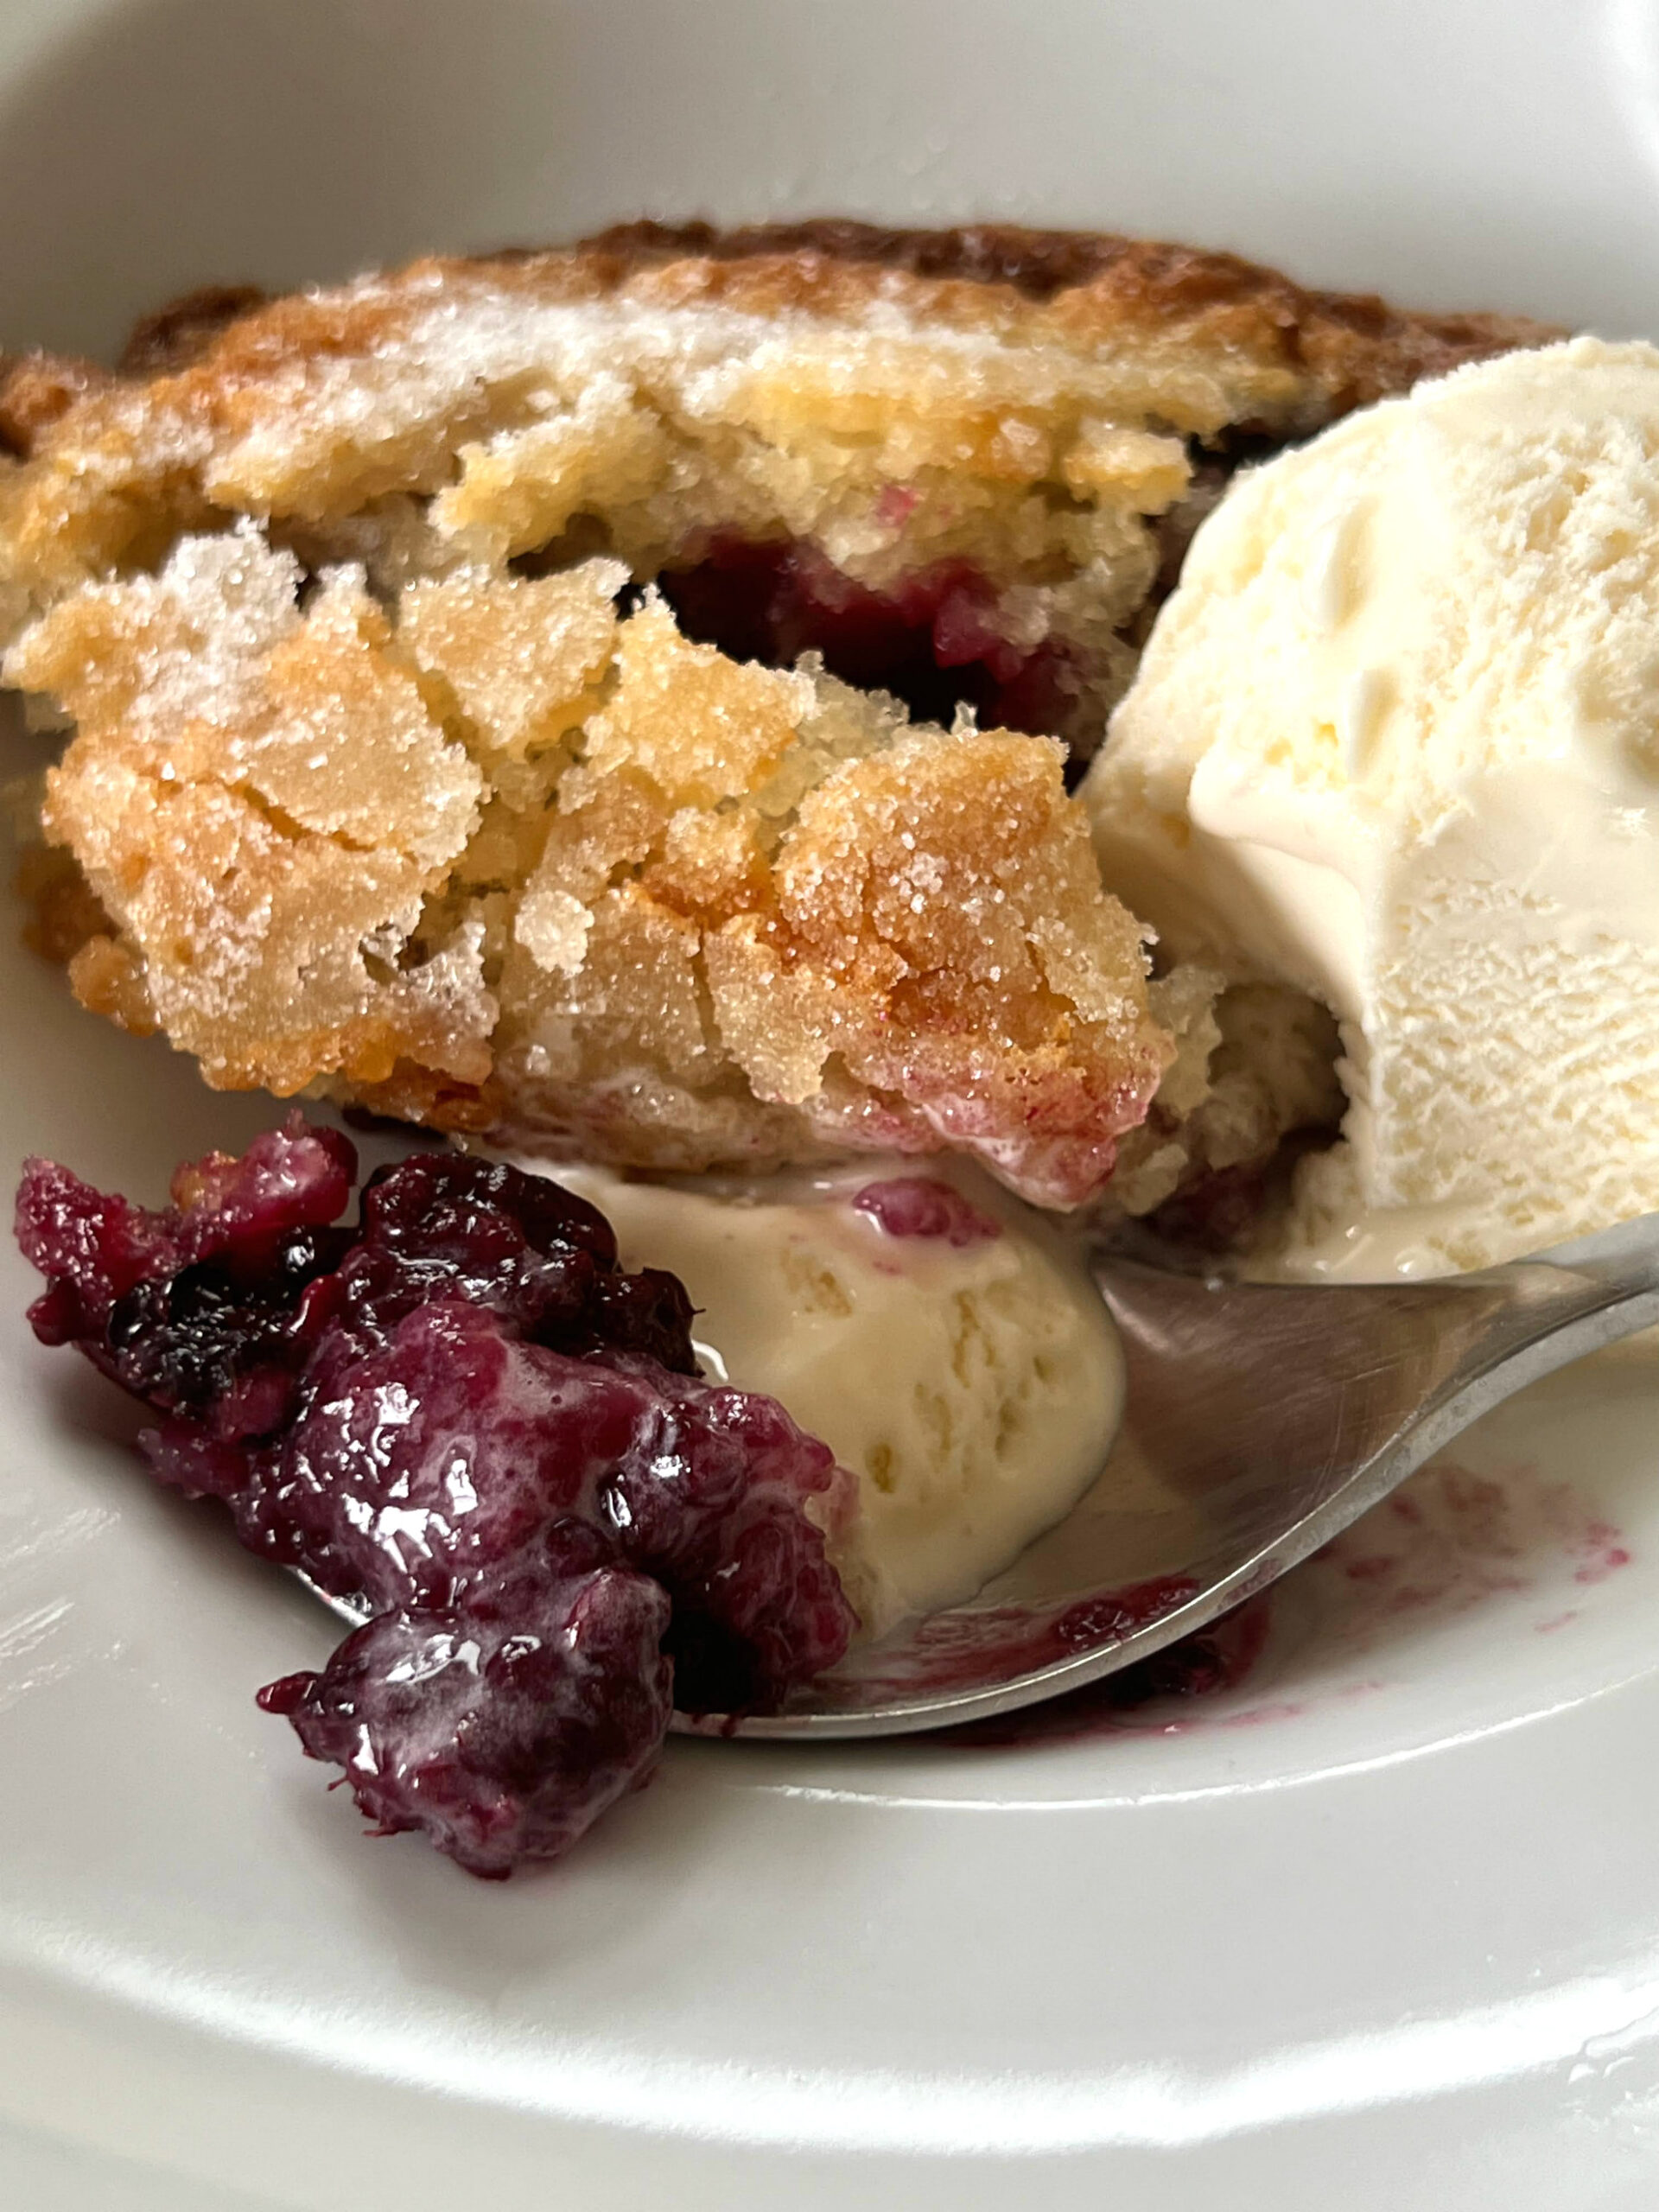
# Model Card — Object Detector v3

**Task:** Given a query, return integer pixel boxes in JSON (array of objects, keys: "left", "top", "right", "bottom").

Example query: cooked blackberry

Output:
[{"left": 14, "top": 1117, "right": 855, "bottom": 1876}]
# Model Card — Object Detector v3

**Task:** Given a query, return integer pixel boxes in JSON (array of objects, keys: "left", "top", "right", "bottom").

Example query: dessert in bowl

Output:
[{"left": 14, "top": 220, "right": 1656, "bottom": 1876}]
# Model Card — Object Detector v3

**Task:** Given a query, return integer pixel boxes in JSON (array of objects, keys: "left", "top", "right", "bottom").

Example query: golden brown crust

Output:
[
  {"left": 579, "top": 218, "right": 1558, "bottom": 411},
  {"left": 0, "top": 219, "right": 1557, "bottom": 472},
  {"left": 79, "top": 218, "right": 1560, "bottom": 435},
  {"left": 152, "top": 232, "right": 1551, "bottom": 437},
  {"left": 0, "top": 350, "right": 111, "bottom": 457},
  {"left": 118, "top": 283, "right": 270, "bottom": 378}
]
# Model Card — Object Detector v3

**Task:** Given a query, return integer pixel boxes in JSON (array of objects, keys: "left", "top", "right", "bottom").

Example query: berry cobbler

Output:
[{"left": 5, "top": 222, "right": 1568, "bottom": 1872}]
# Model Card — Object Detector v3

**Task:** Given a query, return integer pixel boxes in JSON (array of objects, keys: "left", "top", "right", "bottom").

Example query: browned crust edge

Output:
[
  {"left": 117, "top": 283, "right": 271, "bottom": 378},
  {"left": 0, "top": 219, "right": 1560, "bottom": 460},
  {"left": 576, "top": 218, "right": 1560, "bottom": 416}
]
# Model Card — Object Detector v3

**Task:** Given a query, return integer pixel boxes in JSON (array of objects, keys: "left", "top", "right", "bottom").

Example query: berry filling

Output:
[
  {"left": 14, "top": 1119, "right": 855, "bottom": 1877},
  {"left": 658, "top": 533, "right": 1085, "bottom": 741},
  {"left": 850, "top": 1175, "right": 1001, "bottom": 1248}
]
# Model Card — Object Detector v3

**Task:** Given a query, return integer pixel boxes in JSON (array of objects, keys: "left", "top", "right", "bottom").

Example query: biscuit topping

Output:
[{"left": 0, "top": 229, "right": 1549, "bottom": 1203}]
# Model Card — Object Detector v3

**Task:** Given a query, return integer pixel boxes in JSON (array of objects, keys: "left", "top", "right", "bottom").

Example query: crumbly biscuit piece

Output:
[
  {"left": 14, "top": 542, "right": 1166, "bottom": 1204},
  {"left": 0, "top": 225, "right": 1552, "bottom": 1203},
  {"left": 1106, "top": 977, "right": 1345, "bottom": 1224}
]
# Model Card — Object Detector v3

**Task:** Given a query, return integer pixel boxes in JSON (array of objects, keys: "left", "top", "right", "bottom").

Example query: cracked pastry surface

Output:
[{"left": 0, "top": 224, "right": 1553, "bottom": 1205}]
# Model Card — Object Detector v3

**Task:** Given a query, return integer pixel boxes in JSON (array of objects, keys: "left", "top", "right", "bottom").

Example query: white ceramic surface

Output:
[{"left": 5, "top": 3, "right": 1659, "bottom": 2204}]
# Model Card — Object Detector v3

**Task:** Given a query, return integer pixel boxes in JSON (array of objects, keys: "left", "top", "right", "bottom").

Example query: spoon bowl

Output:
[{"left": 678, "top": 1213, "right": 1659, "bottom": 1737}]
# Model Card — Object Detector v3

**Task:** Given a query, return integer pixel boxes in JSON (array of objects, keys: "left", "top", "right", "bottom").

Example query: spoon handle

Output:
[
  {"left": 1529, "top": 1209, "right": 1659, "bottom": 1297},
  {"left": 1427, "top": 1218, "right": 1659, "bottom": 1439}
]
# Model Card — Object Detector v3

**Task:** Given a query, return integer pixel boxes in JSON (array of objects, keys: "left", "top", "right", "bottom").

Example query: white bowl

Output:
[{"left": 5, "top": 4, "right": 1659, "bottom": 2207}]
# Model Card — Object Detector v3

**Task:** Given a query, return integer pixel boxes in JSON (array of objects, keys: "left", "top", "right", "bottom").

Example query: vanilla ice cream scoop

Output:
[
  {"left": 541, "top": 1163, "right": 1123, "bottom": 1636},
  {"left": 1086, "top": 335, "right": 1659, "bottom": 1276}
]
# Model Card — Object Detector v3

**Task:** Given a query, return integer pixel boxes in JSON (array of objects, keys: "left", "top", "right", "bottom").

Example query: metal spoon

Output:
[
  {"left": 679, "top": 1211, "right": 1659, "bottom": 1738},
  {"left": 301, "top": 1212, "right": 1659, "bottom": 1741}
]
